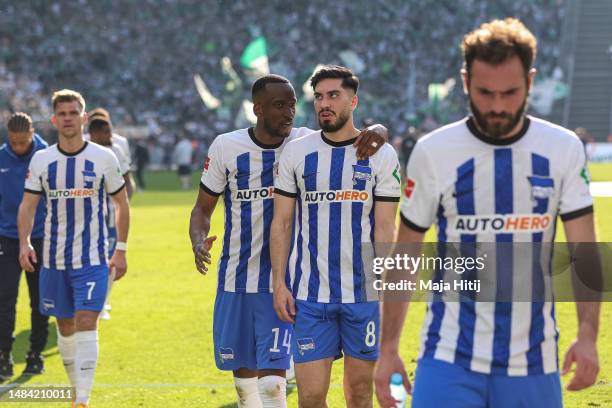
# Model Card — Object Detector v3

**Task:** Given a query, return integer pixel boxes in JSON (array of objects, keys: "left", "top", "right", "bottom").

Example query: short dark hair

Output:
[
  {"left": 7, "top": 112, "right": 33, "bottom": 132},
  {"left": 462, "top": 18, "right": 537, "bottom": 78},
  {"left": 251, "top": 74, "right": 291, "bottom": 101},
  {"left": 88, "top": 119, "right": 110, "bottom": 132},
  {"left": 310, "top": 65, "right": 359, "bottom": 94}
]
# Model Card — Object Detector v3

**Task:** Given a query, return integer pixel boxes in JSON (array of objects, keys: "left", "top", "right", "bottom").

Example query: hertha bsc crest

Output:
[{"left": 352, "top": 164, "right": 372, "bottom": 185}]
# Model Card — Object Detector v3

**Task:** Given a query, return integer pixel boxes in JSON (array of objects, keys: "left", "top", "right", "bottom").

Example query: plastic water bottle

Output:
[{"left": 389, "top": 372, "right": 407, "bottom": 408}]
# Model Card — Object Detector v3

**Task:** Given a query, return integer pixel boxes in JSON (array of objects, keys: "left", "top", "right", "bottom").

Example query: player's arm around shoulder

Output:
[{"left": 354, "top": 123, "right": 389, "bottom": 159}]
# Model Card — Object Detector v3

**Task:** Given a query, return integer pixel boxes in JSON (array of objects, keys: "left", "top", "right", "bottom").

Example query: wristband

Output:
[{"left": 115, "top": 241, "right": 128, "bottom": 251}]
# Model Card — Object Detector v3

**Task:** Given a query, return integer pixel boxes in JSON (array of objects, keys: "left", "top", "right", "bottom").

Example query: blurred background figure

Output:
[
  {"left": 0, "top": 113, "right": 49, "bottom": 380},
  {"left": 88, "top": 109, "right": 134, "bottom": 320},
  {"left": 173, "top": 135, "right": 193, "bottom": 190},
  {"left": 134, "top": 139, "right": 150, "bottom": 191}
]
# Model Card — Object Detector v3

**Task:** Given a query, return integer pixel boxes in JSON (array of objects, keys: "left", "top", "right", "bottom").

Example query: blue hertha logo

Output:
[
  {"left": 296, "top": 338, "right": 315, "bottom": 356},
  {"left": 219, "top": 348, "right": 235, "bottom": 362},
  {"left": 352, "top": 164, "right": 372, "bottom": 184}
]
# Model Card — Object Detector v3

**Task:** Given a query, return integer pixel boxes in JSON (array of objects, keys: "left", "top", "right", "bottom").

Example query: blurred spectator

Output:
[
  {"left": 172, "top": 136, "right": 194, "bottom": 190},
  {"left": 399, "top": 126, "right": 422, "bottom": 178},
  {"left": 575, "top": 127, "right": 595, "bottom": 151},
  {"left": 134, "top": 139, "right": 150, "bottom": 190},
  {"left": 0, "top": 1, "right": 567, "bottom": 142}
]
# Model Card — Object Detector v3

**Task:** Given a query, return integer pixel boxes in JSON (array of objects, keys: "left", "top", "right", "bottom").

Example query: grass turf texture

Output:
[{"left": 6, "top": 166, "right": 611, "bottom": 407}]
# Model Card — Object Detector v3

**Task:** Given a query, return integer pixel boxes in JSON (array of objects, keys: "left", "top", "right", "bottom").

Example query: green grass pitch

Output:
[{"left": 6, "top": 165, "right": 611, "bottom": 407}]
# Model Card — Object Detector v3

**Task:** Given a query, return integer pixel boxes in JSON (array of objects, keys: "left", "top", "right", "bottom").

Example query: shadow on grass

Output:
[
  {"left": 0, "top": 321, "right": 59, "bottom": 395},
  {"left": 11, "top": 321, "right": 59, "bottom": 364}
]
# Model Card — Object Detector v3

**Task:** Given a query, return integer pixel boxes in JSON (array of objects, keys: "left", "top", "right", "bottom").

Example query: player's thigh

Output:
[
  {"left": 39, "top": 267, "right": 75, "bottom": 319},
  {"left": 488, "top": 371, "right": 562, "bottom": 408},
  {"left": 292, "top": 300, "right": 341, "bottom": 363},
  {"left": 339, "top": 301, "right": 380, "bottom": 361},
  {"left": 213, "top": 291, "right": 256, "bottom": 371},
  {"left": 69, "top": 265, "right": 108, "bottom": 313},
  {"left": 251, "top": 293, "right": 292, "bottom": 370},
  {"left": 295, "top": 357, "right": 334, "bottom": 403},
  {"left": 412, "top": 358, "right": 487, "bottom": 408}
]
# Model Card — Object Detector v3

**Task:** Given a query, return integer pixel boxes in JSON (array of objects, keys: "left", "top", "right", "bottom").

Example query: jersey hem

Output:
[
  {"left": 274, "top": 188, "right": 297, "bottom": 198},
  {"left": 374, "top": 195, "right": 400, "bottom": 202},
  {"left": 297, "top": 296, "right": 380, "bottom": 304},
  {"left": 200, "top": 182, "right": 223, "bottom": 197},
  {"left": 216, "top": 286, "right": 272, "bottom": 293},
  {"left": 560, "top": 204, "right": 594, "bottom": 222},
  {"left": 42, "top": 260, "right": 108, "bottom": 271},
  {"left": 400, "top": 213, "right": 429, "bottom": 233},
  {"left": 418, "top": 355, "right": 559, "bottom": 377},
  {"left": 109, "top": 183, "right": 126, "bottom": 196},
  {"left": 24, "top": 188, "right": 43, "bottom": 195}
]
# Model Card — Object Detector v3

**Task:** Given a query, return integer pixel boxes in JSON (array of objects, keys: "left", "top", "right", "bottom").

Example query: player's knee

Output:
[
  {"left": 345, "top": 379, "right": 373, "bottom": 405},
  {"left": 233, "top": 377, "right": 259, "bottom": 407},
  {"left": 298, "top": 389, "right": 327, "bottom": 408},
  {"left": 56, "top": 318, "right": 76, "bottom": 336},
  {"left": 257, "top": 375, "right": 286, "bottom": 399},
  {"left": 75, "top": 314, "right": 98, "bottom": 331}
]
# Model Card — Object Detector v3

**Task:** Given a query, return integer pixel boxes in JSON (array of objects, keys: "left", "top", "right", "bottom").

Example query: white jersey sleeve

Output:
[
  {"left": 111, "top": 144, "right": 130, "bottom": 176},
  {"left": 373, "top": 144, "right": 401, "bottom": 200},
  {"left": 112, "top": 133, "right": 132, "bottom": 167},
  {"left": 274, "top": 142, "right": 297, "bottom": 196},
  {"left": 24, "top": 151, "right": 44, "bottom": 193},
  {"left": 559, "top": 137, "right": 593, "bottom": 219},
  {"left": 399, "top": 140, "right": 439, "bottom": 231},
  {"left": 200, "top": 136, "right": 226, "bottom": 196},
  {"left": 103, "top": 151, "right": 126, "bottom": 195}
]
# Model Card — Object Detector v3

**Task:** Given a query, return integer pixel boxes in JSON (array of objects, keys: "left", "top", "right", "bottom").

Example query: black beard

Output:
[
  {"left": 262, "top": 118, "right": 290, "bottom": 139},
  {"left": 470, "top": 98, "right": 527, "bottom": 139},
  {"left": 319, "top": 109, "right": 350, "bottom": 133}
]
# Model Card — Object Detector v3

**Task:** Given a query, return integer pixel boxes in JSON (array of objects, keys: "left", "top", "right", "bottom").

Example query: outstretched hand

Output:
[{"left": 193, "top": 235, "right": 217, "bottom": 275}]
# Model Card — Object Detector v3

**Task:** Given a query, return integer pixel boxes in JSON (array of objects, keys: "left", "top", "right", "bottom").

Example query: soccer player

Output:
[
  {"left": 85, "top": 107, "right": 132, "bottom": 171},
  {"left": 0, "top": 113, "right": 49, "bottom": 379},
  {"left": 189, "top": 74, "right": 388, "bottom": 407},
  {"left": 88, "top": 110, "right": 134, "bottom": 320},
  {"left": 173, "top": 136, "right": 193, "bottom": 190},
  {"left": 375, "top": 18, "right": 601, "bottom": 408},
  {"left": 270, "top": 66, "right": 400, "bottom": 408},
  {"left": 17, "top": 90, "right": 130, "bottom": 408}
]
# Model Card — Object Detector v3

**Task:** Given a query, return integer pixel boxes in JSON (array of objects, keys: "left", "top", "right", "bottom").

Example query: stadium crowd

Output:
[{"left": 1, "top": 0, "right": 565, "bottom": 157}]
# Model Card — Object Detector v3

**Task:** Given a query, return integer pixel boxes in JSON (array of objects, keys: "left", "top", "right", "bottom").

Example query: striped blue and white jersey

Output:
[
  {"left": 25, "top": 142, "right": 125, "bottom": 270},
  {"left": 200, "top": 127, "right": 313, "bottom": 293},
  {"left": 276, "top": 131, "right": 401, "bottom": 304},
  {"left": 400, "top": 116, "right": 593, "bottom": 376}
]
